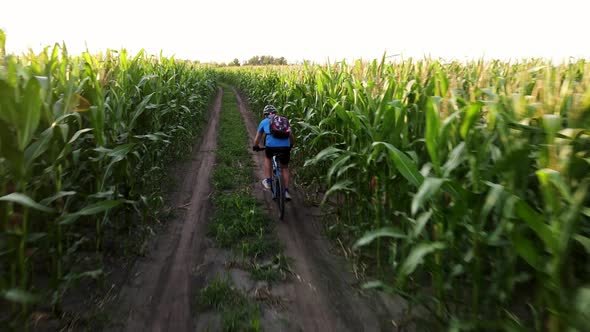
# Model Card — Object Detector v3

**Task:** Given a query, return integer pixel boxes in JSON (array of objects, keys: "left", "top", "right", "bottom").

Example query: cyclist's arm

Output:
[
  {"left": 254, "top": 120, "right": 267, "bottom": 147},
  {"left": 254, "top": 131, "right": 263, "bottom": 147},
  {"left": 289, "top": 132, "right": 295, "bottom": 146}
]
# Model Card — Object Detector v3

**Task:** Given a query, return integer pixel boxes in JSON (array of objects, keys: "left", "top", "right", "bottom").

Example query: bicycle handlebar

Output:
[{"left": 253, "top": 145, "right": 293, "bottom": 152}]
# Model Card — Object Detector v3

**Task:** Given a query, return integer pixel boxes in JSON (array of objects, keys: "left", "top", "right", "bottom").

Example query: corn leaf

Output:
[
  {"left": 354, "top": 227, "right": 406, "bottom": 249},
  {"left": 511, "top": 231, "right": 543, "bottom": 270},
  {"left": 398, "top": 242, "right": 446, "bottom": 277},
  {"left": 1, "top": 288, "right": 40, "bottom": 304},
  {"left": 514, "top": 199, "right": 556, "bottom": 252},
  {"left": 411, "top": 177, "right": 445, "bottom": 215},
  {"left": 0, "top": 193, "right": 55, "bottom": 213},
  {"left": 372, "top": 141, "right": 423, "bottom": 187},
  {"left": 17, "top": 77, "right": 43, "bottom": 151}
]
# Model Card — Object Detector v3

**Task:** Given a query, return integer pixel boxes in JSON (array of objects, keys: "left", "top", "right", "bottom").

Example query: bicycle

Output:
[{"left": 254, "top": 147, "right": 286, "bottom": 220}]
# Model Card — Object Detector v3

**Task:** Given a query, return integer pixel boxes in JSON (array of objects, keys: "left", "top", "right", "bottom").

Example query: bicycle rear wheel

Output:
[{"left": 276, "top": 171, "right": 285, "bottom": 220}]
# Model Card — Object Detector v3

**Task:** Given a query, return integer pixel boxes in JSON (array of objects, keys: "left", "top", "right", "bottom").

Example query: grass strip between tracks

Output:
[{"left": 197, "top": 86, "right": 289, "bottom": 331}]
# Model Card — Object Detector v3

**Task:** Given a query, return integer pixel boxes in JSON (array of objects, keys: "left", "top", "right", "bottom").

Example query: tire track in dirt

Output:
[
  {"left": 235, "top": 89, "right": 410, "bottom": 332},
  {"left": 107, "top": 88, "right": 223, "bottom": 332}
]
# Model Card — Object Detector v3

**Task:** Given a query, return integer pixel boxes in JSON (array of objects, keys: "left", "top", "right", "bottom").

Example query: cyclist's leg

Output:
[
  {"left": 281, "top": 165, "right": 290, "bottom": 189},
  {"left": 262, "top": 148, "right": 273, "bottom": 189},
  {"left": 281, "top": 165, "right": 291, "bottom": 201},
  {"left": 264, "top": 156, "right": 272, "bottom": 180},
  {"left": 277, "top": 147, "right": 292, "bottom": 198}
]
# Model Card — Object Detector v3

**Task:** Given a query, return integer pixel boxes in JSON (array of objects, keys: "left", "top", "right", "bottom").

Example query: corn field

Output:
[
  {"left": 3, "top": 26, "right": 590, "bottom": 330},
  {"left": 223, "top": 58, "right": 590, "bottom": 331},
  {"left": 0, "top": 32, "right": 217, "bottom": 329}
]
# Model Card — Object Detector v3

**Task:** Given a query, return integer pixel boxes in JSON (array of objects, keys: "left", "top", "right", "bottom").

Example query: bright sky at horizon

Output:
[{"left": 1, "top": 0, "right": 588, "bottom": 64}]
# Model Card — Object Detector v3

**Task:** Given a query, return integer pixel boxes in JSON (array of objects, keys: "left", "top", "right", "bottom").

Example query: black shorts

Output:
[{"left": 265, "top": 147, "right": 291, "bottom": 165}]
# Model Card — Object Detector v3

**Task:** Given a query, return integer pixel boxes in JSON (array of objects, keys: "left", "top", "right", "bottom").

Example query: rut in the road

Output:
[{"left": 105, "top": 88, "right": 223, "bottom": 332}]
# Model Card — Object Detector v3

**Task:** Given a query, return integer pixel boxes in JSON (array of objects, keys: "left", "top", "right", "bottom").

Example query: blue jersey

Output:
[{"left": 258, "top": 117, "right": 290, "bottom": 147}]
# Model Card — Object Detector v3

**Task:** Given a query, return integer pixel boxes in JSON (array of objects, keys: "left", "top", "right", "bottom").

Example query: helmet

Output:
[{"left": 263, "top": 104, "right": 277, "bottom": 116}]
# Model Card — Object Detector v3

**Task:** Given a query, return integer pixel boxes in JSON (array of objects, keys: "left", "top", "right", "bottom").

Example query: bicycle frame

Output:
[
  {"left": 270, "top": 156, "right": 281, "bottom": 199},
  {"left": 256, "top": 147, "right": 286, "bottom": 220},
  {"left": 270, "top": 154, "right": 285, "bottom": 220}
]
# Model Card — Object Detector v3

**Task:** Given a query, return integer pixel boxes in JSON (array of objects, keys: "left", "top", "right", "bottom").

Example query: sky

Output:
[{"left": 1, "top": 0, "right": 588, "bottom": 64}]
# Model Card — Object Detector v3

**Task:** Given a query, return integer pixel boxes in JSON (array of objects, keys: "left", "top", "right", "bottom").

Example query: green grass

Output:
[
  {"left": 220, "top": 304, "right": 261, "bottom": 332},
  {"left": 238, "top": 237, "right": 281, "bottom": 259},
  {"left": 197, "top": 277, "right": 245, "bottom": 311},
  {"left": 250, "top": 253, "right": 292, "bottom": 282},
  {"left": 197, "top": 276, "right": 260, "bottom": 332},
  {"left": 208, "top": 86, "right": 288, "bottom": 276}
]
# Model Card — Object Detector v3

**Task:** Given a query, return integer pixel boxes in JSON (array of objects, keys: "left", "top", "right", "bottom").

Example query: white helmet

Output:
[{"left": 263, "top": 104, "right": 277, "bottom": 116}]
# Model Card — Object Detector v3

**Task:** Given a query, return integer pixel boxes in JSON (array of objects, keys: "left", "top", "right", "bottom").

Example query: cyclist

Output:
[{"left": 252, "top": 105, "right": 294, "bottom": 200}]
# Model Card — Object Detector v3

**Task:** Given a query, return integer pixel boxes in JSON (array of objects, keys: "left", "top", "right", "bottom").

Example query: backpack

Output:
[{"left": 269, "top": 114, "right": 291, "bottom": 139}]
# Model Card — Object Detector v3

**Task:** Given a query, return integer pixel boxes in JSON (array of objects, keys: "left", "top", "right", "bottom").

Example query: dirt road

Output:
[{"left": 105, "top": 87, "right": 408, "bottom": 332}]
